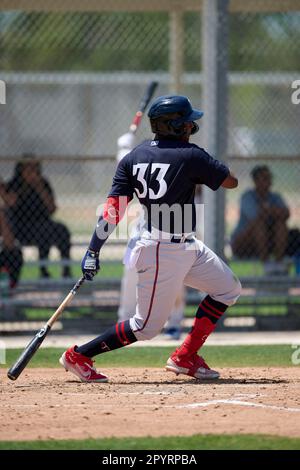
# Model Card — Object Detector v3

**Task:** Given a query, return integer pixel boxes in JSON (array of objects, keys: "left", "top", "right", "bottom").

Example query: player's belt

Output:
[
  {"left": 170, "top": 236, "right": 194, "bottom": 243},
  {"left": 142, "top": 229, "right": 195, "bottom": 242}
]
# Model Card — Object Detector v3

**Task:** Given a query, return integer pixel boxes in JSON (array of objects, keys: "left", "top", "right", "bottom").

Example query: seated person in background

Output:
[
  {"left": 0, "top": 206, "right": 23, "bottom": 288},
  {"left": 231, "top": 165, "right": 290, "bottom": 274},
  {"left": 0, "top": 154, "right": 72, "bottom": 278}
]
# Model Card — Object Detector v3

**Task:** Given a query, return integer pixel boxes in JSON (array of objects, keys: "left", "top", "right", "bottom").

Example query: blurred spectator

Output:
[
  {"left": 0, "top": 154, "right": 72, "bottom": 278},
  {"left": 0, "top": 207, "right": 23, "bottom": 287},
  {"left": 231, "top": 165, "right": 290, "bottom": 274}
]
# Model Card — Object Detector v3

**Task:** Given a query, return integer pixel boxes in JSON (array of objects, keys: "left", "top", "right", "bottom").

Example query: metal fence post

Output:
[
  {"left": 202, "top": 0, "right": 229, "bottom": 257},
  {"left": 169, "top": 10, "right": 184, "bottom": 94}
]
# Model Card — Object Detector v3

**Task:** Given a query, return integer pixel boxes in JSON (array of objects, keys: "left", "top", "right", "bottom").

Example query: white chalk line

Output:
[
  {"left": 174, "top": 399, "right": 300, "bottom": 413},
  {"left": 2, "top": 392, "right": 299, "bottom": 413}
]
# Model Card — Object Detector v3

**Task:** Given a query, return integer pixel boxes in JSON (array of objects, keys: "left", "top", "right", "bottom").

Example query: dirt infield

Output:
[{"left": 1, "top": 367, "right": 300, "bottom": 441}]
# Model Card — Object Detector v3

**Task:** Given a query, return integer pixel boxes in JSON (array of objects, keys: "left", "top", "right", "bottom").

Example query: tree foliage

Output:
[{"left": 0, "top": 11, "right": 299, "bottom": 72}]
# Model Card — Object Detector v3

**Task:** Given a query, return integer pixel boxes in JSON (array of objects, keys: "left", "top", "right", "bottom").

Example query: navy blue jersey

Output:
[{"left": 109, "top": 139, "right": 229, "bottom": 234}]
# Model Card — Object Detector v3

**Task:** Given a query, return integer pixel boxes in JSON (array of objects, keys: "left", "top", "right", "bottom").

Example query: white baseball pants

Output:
[{"left": 128, "top": 237, "right": 241, "bottom": 341}]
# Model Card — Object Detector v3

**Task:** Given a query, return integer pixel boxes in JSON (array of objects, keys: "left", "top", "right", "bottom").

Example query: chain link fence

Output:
[{"left": 0, "top": 2, "right": 300, "bottom": 298}]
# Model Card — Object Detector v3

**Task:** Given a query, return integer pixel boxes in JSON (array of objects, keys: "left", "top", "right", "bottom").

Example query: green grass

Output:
[
  {"left": 19, "top": 260, "right": 298, "bottom": 319},
  {"left": 1, "top": 345, "right": 297, "bottom": 369},
  {"left": 229, "top": 260, "right": 264, "bottom": 277},
  {"left": 230, "top": 260, "right": 296, "bottom": 277},
  {"left": 20, "top": 261, "right": 123, "bottom": 281},
  {"left": 23, "top": 307, "right": 115, "bottom": 320},
  {"left": 25, "top": 302, "right": 296, "bottom": 321},
  {"left": 21, "top": 302, "right": 300, "bottom": 321},
  {"left": 184, "top": 304, "right": 299, "bottom": 317},
  {"left": 0, "top": 434, "right": 300, "bottom": 450},
  {"left": 21, "top": 259, "right": 289, "bottom": 281},
  {"left": 21, "top": 300, "right": 300, "bottom": 320}
]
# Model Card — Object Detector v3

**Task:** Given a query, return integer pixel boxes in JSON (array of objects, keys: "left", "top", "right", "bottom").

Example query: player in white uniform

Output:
[{"left": 60, "top": 95, "right": 241, "bottom": 383}]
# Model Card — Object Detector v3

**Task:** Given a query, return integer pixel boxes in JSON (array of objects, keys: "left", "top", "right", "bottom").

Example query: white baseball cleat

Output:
[
  {"left": 166, "top": 350, "right": 220, "bottom": 380},
  {"left": 59, "top": 345, "right": 108, "bottom": 383}
]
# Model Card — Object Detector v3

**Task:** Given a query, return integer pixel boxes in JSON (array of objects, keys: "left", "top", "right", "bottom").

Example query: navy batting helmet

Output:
[{"left": 147, "top": 95, "right": 203, "bottom": 137}]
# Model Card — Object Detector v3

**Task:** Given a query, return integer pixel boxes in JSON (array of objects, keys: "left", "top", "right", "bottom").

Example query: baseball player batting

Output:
[
  {"left": 59, "top": 95, "right": 241, "bottom": 383},
  {"left": 117, "top": 90, "right": 184, "bottom": 339}
]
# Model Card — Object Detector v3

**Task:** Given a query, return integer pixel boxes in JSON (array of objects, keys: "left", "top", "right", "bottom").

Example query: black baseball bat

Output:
[
  {"left": 7, "top": 277, "right": 85, "bottom": 381},
  {"left": 129, "top": 80, "right": 158, "bottom": 134}
]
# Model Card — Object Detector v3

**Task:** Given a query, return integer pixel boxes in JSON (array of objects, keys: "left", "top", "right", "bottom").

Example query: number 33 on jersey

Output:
[
  {"left": 108, "top": 139, "right": 229, "bottom": 234},
  {"left": 133, "top": 163, "right": 170, "bottom": 199}
]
